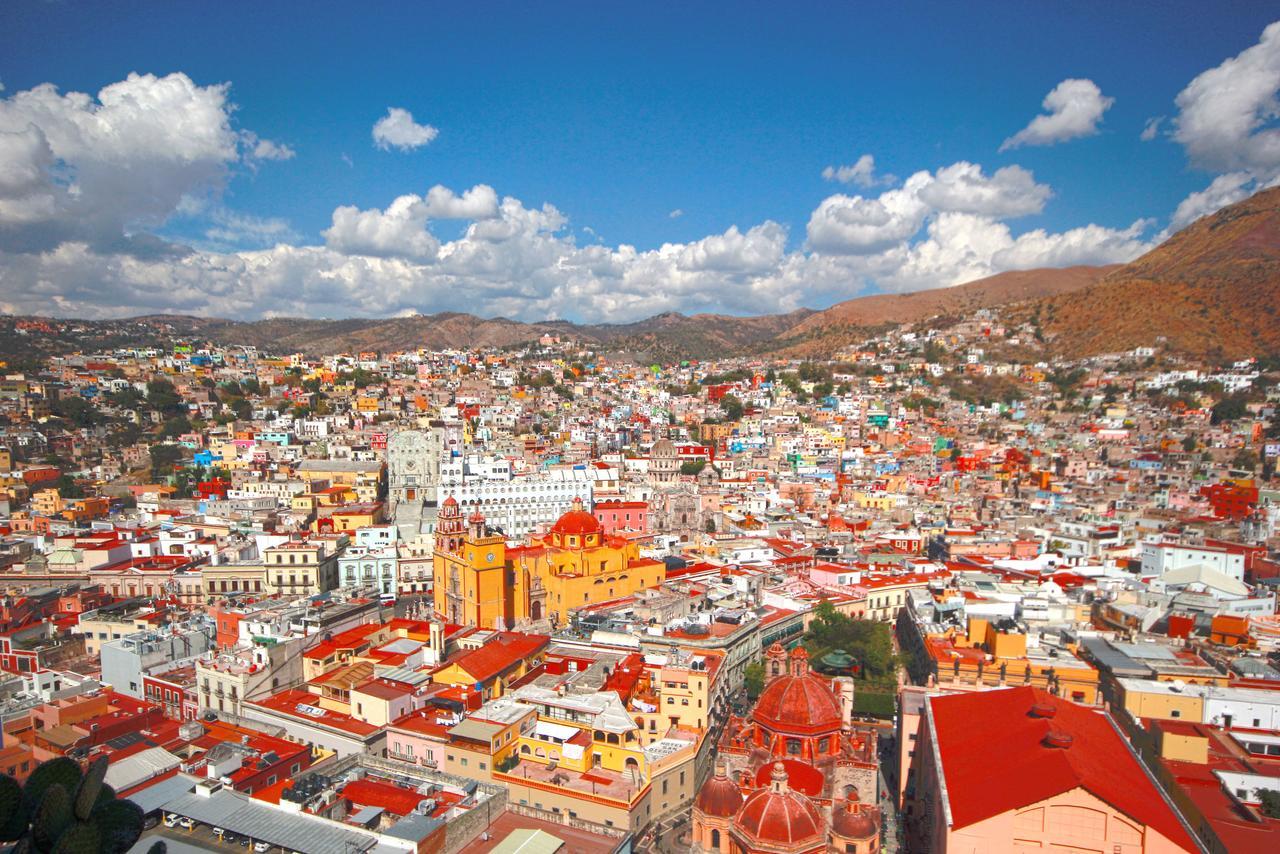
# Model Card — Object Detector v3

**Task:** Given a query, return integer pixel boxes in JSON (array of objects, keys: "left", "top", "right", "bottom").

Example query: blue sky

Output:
[{"left": 1, "top": 2, "right": 1279, "bottom": 321}]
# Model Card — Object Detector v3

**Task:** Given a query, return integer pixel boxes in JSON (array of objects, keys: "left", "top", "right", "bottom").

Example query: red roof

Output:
[
  {"left": 551, "top": 508, "right": 602, "bottom": 537},
  {"left": 927, "top": 687, "right": 1196, "bottom": 848},
  {"left": 753, "top": 664, "right": 843, "bottom": 736},
  {"left": 340, "top": 778, "right": 427, "bottom": 816},
  {"left": 695, "top": 766, "right": 743, "bottom": 818},
  {"left": 446, "top": 632, "right": 549, "bottom": 684}
]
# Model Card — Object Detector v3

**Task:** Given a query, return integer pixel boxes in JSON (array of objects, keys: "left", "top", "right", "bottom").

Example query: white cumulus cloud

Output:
[
  {"left": 822, "top": 154, "right": 894, "bottom": 188},
  {"left": 0, "top": 74, "right": 1161, "bottom": 323},
  {"left": 371, "top": 107, "right": 438, "bottom": 151},
  {"left": 0, "top": 72, "right": 249, "bottom": 252},
  {"left": 1001, "top": 78, "right": 1114, "bottom": 150},
  {"left": 1172, "top": 21, "right": 1280, "bottom": 181}
]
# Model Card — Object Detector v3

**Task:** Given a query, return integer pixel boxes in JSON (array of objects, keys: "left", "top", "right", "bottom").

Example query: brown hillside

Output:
[
  {"left": 1035, "top": 185, "right": 1280, "bottom": 359},
  {"left": 770, "top": 265, "right": 1113, "bottom": 356},
  {"left": 788, "top": 265, "right": 1113, "bottom": 335}
]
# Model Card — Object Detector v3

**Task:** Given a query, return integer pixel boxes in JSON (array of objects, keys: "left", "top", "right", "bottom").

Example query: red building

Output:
[
  {"left": 196, "top": 478, "right": 232, "bottom": 500},
  {"left": 143, "top": 663, "right": 199, "bottom": 721},
  {"left": 1199, "top": 482, "right": 1259, "bottom": 520},
  {"left": 188, "top": 720, "right": 312, "bottom": 796}
]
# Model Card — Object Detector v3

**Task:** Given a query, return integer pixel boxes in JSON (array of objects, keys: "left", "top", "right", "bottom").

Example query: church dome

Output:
[
  {"left": 550, "top": 497, "right": 601, "bottom": 539},
  {"left": 831, "top": 789, "right": 879, "bottom": 840},
  {"left": 754, "top": 648, "right": 844, "bottom": 735},
  {"left": 733, "top": 764, "right": 824, "bottom": 848},
  {"left": 694, "top": 765, "right": 743, "bottom": 818}
]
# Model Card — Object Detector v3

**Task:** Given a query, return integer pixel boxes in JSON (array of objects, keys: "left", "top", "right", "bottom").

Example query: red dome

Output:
[
  {"left": 551, "top": 509, "right": 601, "bottom": 537},
  {"left": 733, "top": 764, "right": 824, "bottom": 847},
  {"left": 753, "top": 672, "right": 844, "bottom": 734},
  {"left": 442, "top": 495, "right": 458, "bottom": 508},
  {"left": 695, "top": 767, "right": 743, "bottom": 818},
  {"left": 832, "top": 808, "right": 879, "bottom": 840}
]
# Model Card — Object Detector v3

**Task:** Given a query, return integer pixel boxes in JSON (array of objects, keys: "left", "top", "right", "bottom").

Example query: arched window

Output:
[{"left": 711, "top": 829, "right": 720, "bottom": 849}]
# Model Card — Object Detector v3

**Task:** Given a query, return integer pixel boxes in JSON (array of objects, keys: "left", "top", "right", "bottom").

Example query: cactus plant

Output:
[
  {"left": 0, "top": 773, "right": 28, "bottom": 841},
  {"left": 50, "top": 823, "right": 100, "bottom": 854},
  {"left": 0, "top": 756, "right": 152, "bottom": 854},
  {"left": 31, "top": 784, "right": 73, "bottom": 853},
  {"left": 89, "top": 800, "right": 144, "bottom": 852},
  {"left": 73, "top": 757, "right": 108, "bottom": 822},
  {"left": 22, "top": 759, "right": 82, "bottom": 814}
]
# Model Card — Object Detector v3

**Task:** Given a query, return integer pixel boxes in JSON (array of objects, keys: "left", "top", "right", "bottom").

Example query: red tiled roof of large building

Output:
[
  {"left": 447, "top": 632, "right": 550, "bottom": 684},
  {"left": 927, "top": 686, "right": 1196, "bottom": 849}
]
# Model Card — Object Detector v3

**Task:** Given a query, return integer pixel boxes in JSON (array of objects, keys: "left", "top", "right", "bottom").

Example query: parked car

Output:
[
  {"left": 163, "top": 814, "right": 179, "bottom": 828},
  {"left": 178, "top": 817, "right": 194, "bottom": 830},
  {"left": 254, "top": 843, "right": 271, "bottom": 852}
]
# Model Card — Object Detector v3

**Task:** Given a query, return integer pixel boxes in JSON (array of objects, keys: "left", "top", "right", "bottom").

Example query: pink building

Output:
[
  {"left": 593, "top": 499, "right": 649, "bottom": 534},
  {"left": 386, "top": 707, "right": 450, "bottom": 769},
  {"left": 907, "top": 686, "right": 1198, "bottom": 853}
]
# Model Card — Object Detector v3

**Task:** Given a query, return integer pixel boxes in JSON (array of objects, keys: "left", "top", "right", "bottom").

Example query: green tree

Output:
[
  {"left": 145, "top": 378, "right": 186, "bottom": 417},
  {"left": 53, "top": 474, "right": 84, "bottom": 499},
  {"left": 1260, "top": 789, "right": 1280, "bottom": 819},
  {"left": 804, "top": 600, "right": 896, "bottom": 681},
  {"left": 1232, "top": 449, "right": 1259, "bottom": 471},
  {"left": 106, "top": 387, "right": 145, "bottom": 410},
  {"left": 148, "top": 444, "right": 184, "bottom": 481},
  {"left": 51, "top": 396, "right": 103, "bottom": 428},
  {"left": 720, "top": 393, "right": 744, "bottom": 421},
  {"left": 680, "top": 460, "right": 707, "bottom": 476},
  {"left": 743, "top": 661, "right": 765, "bottom": 701},
  {"left": 159, "top": 415, "right": 191, "bottom": 438},
  {"left": 1211, "top": 396, "right": 1248, "bottom": 425}
]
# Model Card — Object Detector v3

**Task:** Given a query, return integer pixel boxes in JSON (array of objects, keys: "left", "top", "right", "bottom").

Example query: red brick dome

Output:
[
  {"left": 753, "top": 667, "right": 844, "bottom": 735},
  {"left": 694, "top": 765, "right": 743, "bottom": 818},
  {"left": 733, "top": 764, "right": 824, "bottom": 848},
  {"left": 442, "top": 495, "right": 458, "bottom": 508}
]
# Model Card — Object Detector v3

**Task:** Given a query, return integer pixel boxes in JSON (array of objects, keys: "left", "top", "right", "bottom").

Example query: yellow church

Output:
[{"left": 432, "top": 496, "right": 665, "bottom": 629}]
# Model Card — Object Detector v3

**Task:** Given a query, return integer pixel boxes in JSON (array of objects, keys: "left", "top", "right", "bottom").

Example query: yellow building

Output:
[
  {"left": 1118, "top": 678, "right": 1206, "bottom": 723},
  {"left": 433, "top": 497, "right": 665, "bottom": 629},
  {"left": 32, "top": 489, "right": 63, "bottom": 517}
]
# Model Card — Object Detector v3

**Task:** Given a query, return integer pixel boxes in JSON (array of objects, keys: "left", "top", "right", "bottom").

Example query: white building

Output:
[
  {"left": 336, "top": 525, "right": 400, "bottom": 596},
  {"left": 1139, "top": 541, "right": 1246, "bottom": 582},
  {"left": 438, "top": 463, "right": 593, "bottom": 538}
]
